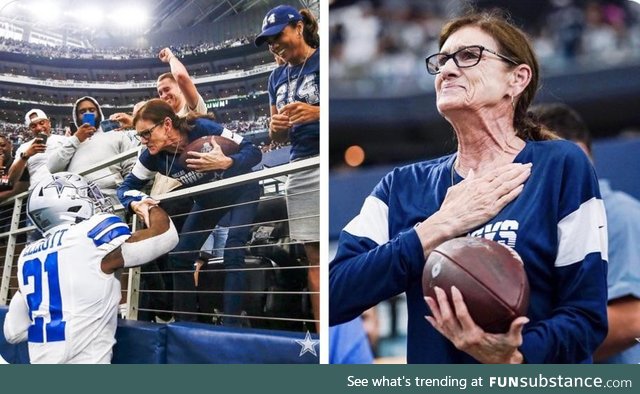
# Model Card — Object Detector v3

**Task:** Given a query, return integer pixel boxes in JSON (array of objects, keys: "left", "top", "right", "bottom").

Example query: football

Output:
[
  {"left": 422, "top": 237, "right": 530, "bottom": 333},
  {"left": 178, "top": 135, "right": 240, "bottom": 168}
]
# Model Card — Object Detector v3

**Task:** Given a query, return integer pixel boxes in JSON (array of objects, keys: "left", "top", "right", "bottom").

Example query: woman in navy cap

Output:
[{"left": 255, "top": 5, "right": 320, "bottom": 330}]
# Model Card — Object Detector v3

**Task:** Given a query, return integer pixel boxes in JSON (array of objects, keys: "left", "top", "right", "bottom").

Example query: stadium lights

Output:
[
  {"left": 67, "top": 8, "right": 104, "bottom": 26},
  {"left": 108, "top": 6, "right": 149, "bottom": 28},
  {"left": 31, "top": 1, "right": 61, "bottom": 22}
]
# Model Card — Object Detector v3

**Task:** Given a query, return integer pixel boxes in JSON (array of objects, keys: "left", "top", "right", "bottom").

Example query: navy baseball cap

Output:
[{"left": 254, "top": 5, "right": 302, "bottom": 47}]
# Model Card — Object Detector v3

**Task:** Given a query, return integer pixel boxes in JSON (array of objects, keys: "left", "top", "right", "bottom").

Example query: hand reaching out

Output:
[
  {"left": 130, "top": 198, "right": 160, "bottom": 227},
  {"left": 109, "top": 113, "right": 134, "bottom": 129}
]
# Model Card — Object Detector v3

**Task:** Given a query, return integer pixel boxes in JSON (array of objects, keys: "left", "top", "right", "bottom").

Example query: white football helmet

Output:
[{"left": 27, "top": 172, "right": 113, "bottom": 234}]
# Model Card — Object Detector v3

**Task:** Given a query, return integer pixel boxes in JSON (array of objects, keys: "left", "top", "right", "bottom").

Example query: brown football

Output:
[
  {"left": 178, "top": 135, "right": 240, "bottom": 168},
  {"left": 422, "top": 237, "right": 530, "bottom": 333}
]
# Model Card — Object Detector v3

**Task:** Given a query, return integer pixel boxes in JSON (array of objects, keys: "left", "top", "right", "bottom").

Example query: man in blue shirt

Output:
[{"left": 532, "top": 103, "right": 640, "bottom": 364}]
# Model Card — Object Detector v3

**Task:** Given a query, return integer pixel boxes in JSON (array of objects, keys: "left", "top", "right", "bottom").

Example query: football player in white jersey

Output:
[{"left": 3, "top": 172, "right": 178, "bottom": 363}]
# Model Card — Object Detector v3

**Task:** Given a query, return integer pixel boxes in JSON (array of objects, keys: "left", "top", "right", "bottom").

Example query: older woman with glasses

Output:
[
  {"left": 117, "top": 99, "right": 261, "bottom": 324},
  {"left": 330, "top": 12, "right": 608, "bottom": 364}
]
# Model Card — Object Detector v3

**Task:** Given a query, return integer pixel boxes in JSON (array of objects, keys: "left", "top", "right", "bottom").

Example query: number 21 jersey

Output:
[{"left": 11, "top": 213, "right": 131, "bottom": 363}]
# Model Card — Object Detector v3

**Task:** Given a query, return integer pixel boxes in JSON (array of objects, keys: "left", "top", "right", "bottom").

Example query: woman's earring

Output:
[{"left": 511, "top": 95, "right": 516, "bottom": 110}]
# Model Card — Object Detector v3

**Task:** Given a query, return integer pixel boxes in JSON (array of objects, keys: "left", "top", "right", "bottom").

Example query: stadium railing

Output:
[{"left": 0, "top": 148, "right": 319, "bottom": 334}]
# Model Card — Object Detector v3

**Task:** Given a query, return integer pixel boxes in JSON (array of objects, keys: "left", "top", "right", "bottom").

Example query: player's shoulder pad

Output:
[{"left": 84, "top": 213, "right": 132, "bottom": 248}]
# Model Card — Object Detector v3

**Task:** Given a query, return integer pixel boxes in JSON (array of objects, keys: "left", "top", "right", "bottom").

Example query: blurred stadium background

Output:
[
  {"left": 0, "top": 0, "right": 322, "bottom": 145},
  {"left": 329, "top": 0, "right": 640, "bottom": 361},
  {"left": 0, "top": 0, "right": 321, "bottom": 363}
]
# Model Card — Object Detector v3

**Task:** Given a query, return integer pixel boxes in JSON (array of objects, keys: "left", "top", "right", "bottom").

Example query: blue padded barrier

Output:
[
  {"left": 166, "top": 322, "right": 319, "bottom": 364},
  {"left": 0, "top": 307, "right": 166, "bottom": 364},
  {"left": 2, "top": 307, "right": 316, "bottom": 363},
  {"left": 0, "top": 306, "right": 30, "bottom": 364},
  {"left": 112, "top": 319, "right": 167, "bottom": 364}
]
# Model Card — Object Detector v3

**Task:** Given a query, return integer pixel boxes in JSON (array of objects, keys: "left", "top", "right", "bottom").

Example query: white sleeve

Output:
[
  {"left": 47, "top": 136, "right": 80, "bottom": 173},
  {"left": 121, "top": 220, "right": 179, "bottom": 267},
  {"left": 3, "top": 292, "right": 30, "bottom": 344}
]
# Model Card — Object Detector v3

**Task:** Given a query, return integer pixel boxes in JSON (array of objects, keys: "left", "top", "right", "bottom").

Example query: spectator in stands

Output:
[
  {"left": 109, "top": 99, "right": 174, "bottom": 323},
  {"left": 0, "top": 135, "right": 28, "bottom": 204},
  {"left": 531, "top": 103, "right": 640, "bottom": 364},
  {"left": 0, "top": 135, "right": 14, "bottom": 189},
  {"left": 6, "top": 109, "right": 68, "bottom": 241},
  {"left": 117, "top": 99, "right": 261, "bottom": 325},
  {"left": 107, "top": 44, "right": 210, "bottom": 128},
  {"left": 0, "top": 135, "right": 12, "bottom": 167},
  {"left": 154, "top": 50, "right": 215, "bottom": 315},
  {"left": 255, "top": 5, "right": 320, "bottom": 331},
  {"left": 157, "top": 47, "right": 207, "bottom": 116},
  {"left": 156, "top": 49, "right": 234, "bottom": 321},
  {"left": 47, "top": 96, "right": 139, "bottom": 216},
  {"left": 7, "top": 109, "right": 66, "bottom": 190}
]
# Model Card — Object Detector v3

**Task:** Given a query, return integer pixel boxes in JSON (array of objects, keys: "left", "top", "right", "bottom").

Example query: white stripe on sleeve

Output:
[
  {"left": 555, "top": 197, "right": 608, "bottom": 267},
  {"left": 221, "top": 128, "right": 244, "bottom": 144},
  {"left": 343, "top": 195, "right": 389, "bottom": 246},
  {"left": 131, "top": 161, "right": 156, "bottom": 181}
]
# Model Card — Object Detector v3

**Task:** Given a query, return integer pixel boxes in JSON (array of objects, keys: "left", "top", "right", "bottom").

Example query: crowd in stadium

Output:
[
  {"left": 0, "top": 35, "right": 253, "bottom": 60},
  {"left": 330, "top": 0, "right": 640, "bottom": 83},
  {"left": 0, "top": 116, "right": 272, "bottom": 154},
  {"left": 0, "top": 4, "right": 320, "bottom": 359}
]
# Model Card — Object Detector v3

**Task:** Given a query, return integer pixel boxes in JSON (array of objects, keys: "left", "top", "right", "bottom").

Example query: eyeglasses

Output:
[
  {"left": 425, "top": 45, "right": 519, "bottom": 75},
  {"left": 134, "top": 122, "right": 162, "bottom": 141}
]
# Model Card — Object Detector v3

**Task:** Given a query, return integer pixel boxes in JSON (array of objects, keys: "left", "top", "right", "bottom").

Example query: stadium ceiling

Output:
[
  {"left": 149, "top": 0, "right": 318, "bottom": 32},
  {"left": 0, "top": 0, "right": 317, "bottom": 39},
  {"left": 147, "top": 0, "right": 288, "bottom": 33}
]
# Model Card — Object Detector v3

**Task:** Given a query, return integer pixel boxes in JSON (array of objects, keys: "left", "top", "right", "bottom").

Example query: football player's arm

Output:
[
  {"left": 101, "top": 206, "right": 178, "bottom": 274},
  {"left": 3, "top": 291, "right": 30, "bottom": 344}
]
